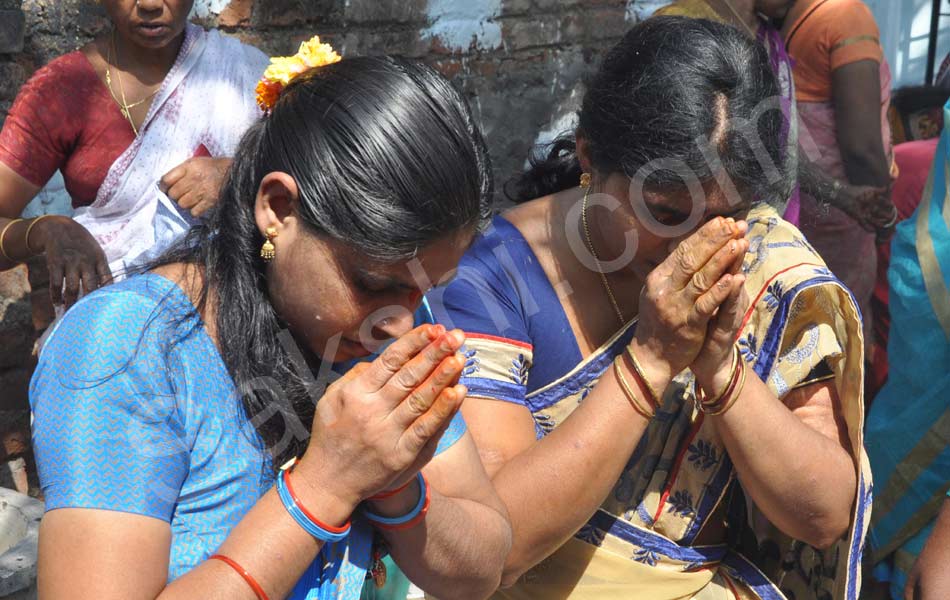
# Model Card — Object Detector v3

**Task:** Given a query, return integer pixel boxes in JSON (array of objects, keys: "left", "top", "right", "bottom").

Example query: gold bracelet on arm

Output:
[
  {"left": 703, "top": 359, "right": 747, "bottom": 416},
  {"left": 24, "top": 215, "right": 55, "bottom": 254},
  {"left": 625, "top": 345, "right": 662, "bottom": 408},
  {"left": 695, "top": 346, "right": 746, "bottom": 416},
  {"left": 614, "top": 357, "right": 656, "bottom": 420},
  {"left": 0, "top": 218, "right": 24, "bottom": 262}
]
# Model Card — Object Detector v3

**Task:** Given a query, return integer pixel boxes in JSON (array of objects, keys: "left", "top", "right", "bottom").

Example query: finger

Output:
[
  {"left": 191, "top": 197, "right": 214, "bottom": 218},
  {"left": 666, "top": 217, "right": 745, "bottom": 290},
  {"left": 48, "top": 260, "right": 64, "bottom": 306},
  {"left": 80, "top": 261, "right": 99, "bottom": 294},
  {"left": 389, "top": 353, "right": 464, "bottom": 427},
  {"left": 411, "top": 410, "right": 458, "bottom": 474},
  {"left": 63, "top": 263, "right": 82, "bottom": 308},
  {"left": 96, "top": 258, "right": 114, "bottom": 287},
  {"left": 167, "top": 181, "right": 192, "bottom": 204},
  {"left": 685, "top": 237, "right": 749, "bottom": 298},
  {"left": 688, "top": 273, "right": 736, "bottom": 328},
  {"left": 400, "top": 384, "right": 466, "bottom": 455},
  {"left": 379, "top": 330, "right": 464, "bottom": 403},
  {"left": 160, "top": 161, "right": 190, "bottom": 192},
  {"left": 361, "top": 324, "right": 444, "bottom": 391},
  {"left": 711, "top": 274, "right": 748, "bottom": 339}
]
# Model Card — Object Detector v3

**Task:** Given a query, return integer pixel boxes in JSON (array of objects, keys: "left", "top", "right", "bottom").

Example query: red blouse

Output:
[{"left": 0, "top": 51, "right": 135, "bottom": 208}]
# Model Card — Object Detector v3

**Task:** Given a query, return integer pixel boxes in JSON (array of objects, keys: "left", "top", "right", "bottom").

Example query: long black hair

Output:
[
  {"left": 509, "top": 16, "right": 792, "bottom": 206},
  {"left": 152, "top": 56, "right": 492, "bottom": 469}
]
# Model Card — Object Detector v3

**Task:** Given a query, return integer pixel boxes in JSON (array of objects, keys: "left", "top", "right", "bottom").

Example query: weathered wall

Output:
[{"left": 0, "top": 0, "right": 670, "bottom": 440}]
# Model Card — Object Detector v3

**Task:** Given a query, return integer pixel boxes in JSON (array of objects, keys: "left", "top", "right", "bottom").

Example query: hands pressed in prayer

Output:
[
  {"left": 296, "top": 324, "right": 467, "bottom": 509},
  {"left": 629, "top": 216, "right": 749, "bottom": 390},
  {"left": 161, "top": 156, "right": 232, "bottom": 218}
]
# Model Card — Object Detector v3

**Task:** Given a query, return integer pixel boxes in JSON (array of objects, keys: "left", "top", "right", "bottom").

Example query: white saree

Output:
[{"left": 73, "top": 23, "right": 268, "bottom": 278}]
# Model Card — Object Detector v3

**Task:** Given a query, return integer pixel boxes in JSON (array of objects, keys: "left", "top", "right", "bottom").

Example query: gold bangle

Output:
[
  {"left": 625, "top": 346, "right": 661, "bottom": 406},
  {"left": 704, "top": 359, "right": 747, "bottom": 416},
  {"left": 700, "top": 347, "right": 740, "bottom": 409},
  {"left": 24, "top": 215, "right": 54, "bottom": 254},
  {"left": 0, "top": 218, "right": 24, "bottom": 262},
  {"left": 614, "top": 357, "right": 655, "bottom": 420}
]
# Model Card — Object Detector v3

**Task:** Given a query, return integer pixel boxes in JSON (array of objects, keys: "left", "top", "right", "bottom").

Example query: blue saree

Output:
[{"left": 867, "top": 101, "right": 950, "bottom": 598}]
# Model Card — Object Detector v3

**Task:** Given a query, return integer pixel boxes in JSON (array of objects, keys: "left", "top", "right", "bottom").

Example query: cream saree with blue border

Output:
[{"left": 458, "top": 204, "right": 869, "bottom": 599}]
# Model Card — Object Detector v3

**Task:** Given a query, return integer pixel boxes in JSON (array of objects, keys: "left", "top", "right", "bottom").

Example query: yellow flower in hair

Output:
[
  {"left": 255, "top": 35, "right": 342, "bottom": 112},
  {"left": 296, "top": 37, "right": 342, "bottom": 69}
]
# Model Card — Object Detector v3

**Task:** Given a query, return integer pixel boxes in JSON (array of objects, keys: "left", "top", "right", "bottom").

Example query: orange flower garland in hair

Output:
[{"left": 255, "top": 36, "right": 342, "bottom": 112}]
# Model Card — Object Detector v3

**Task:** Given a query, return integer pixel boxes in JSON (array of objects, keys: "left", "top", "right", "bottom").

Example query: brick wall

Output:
[{"left": 0, "top": 0, "right": 669, "bottom": 425}]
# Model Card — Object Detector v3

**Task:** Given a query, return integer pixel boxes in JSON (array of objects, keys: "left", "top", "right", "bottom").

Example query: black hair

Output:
[
  {"left": 150, "top": 56, "right": 492, "bottom": 469},
  {"left": 509, "top": 17, "right": 792, "bottom": 207}
]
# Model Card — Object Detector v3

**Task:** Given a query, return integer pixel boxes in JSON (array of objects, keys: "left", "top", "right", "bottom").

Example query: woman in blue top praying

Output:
[{"left": 28, "top": 52, "right": 511, "bottom": 599}]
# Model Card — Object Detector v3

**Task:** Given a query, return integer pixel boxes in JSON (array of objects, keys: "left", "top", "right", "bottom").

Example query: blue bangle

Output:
[
  {"left": 363, "top": 472, "right": 428, "bottom": 528},
  {"left": 276, "top": 469, "right": 351, "bottom": 542}
]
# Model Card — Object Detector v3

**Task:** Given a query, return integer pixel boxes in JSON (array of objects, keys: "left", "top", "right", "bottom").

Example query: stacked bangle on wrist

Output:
[
  {"left": 625, "top": 346, "right": 662, "bottom": 407},
  {"left": 276, "top": 468, "right": 352, "bottom": 542},
  {"left": 364, "top": 472, "right": 430, "bottom": 531},
  {"left": 614, "top": 356, "right": 656, "bottom": 420},
  {"left": 24, "top": 215, "right": 54, "bottom": 254},
  {"left": 695, "top": 346, "right": 747, "bottom": 416},
  {"left": 368, "top": 477, "right": 414, "bottom": 501},
  {"left": 0, "top": 218, "right": 23, "bottom": 261}
]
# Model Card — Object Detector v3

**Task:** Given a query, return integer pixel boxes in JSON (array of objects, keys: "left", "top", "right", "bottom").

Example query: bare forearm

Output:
[
  {"left": 706, "top": 375, "right": 855, "bottom": 548},
  {"left": 840, "top": 145, "right": 889, "bottom": 187},
  {"left": 799, "top": 160, "right": 838, "bottom": 206},
  {"left": 383, "top": 492, "right": 511, "bottom": 600},
  {"left": 161, "top": 486, "right": 349, "bottom": 600},
  {"left": 490, "top": 363, "right": 653, "bottom": 581}
]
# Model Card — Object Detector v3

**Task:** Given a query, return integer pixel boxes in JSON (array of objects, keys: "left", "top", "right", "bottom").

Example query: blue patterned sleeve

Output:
[
  {"left": 426, "top": 227, "right": 534, "bottom": 407},
  {"left": 30, "top": 289, "right": 190, "bottom": 522}
]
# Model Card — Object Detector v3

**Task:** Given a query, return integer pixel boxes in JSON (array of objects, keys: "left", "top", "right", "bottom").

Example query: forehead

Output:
[
  {"left": 339, "top": 229, "right": 476, "bottom": 284},
  {"left": 642, "top": 180, "right": 750, "bottom": 219}
]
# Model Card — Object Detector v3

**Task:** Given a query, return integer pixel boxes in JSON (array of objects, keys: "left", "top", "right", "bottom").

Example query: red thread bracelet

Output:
[
  {"left": 369, "top": 478, "right": 414, "bottom": 501},
  {"left": 283, "top": 469, "right": 351, "bottom": 534},
  {"left": 210, "top": 554, "right": 269, "bottom": 600}
]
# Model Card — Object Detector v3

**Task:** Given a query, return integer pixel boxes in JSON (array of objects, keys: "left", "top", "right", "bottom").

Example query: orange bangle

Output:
[
  {"left": 283, "top": 469, "right": 351, "bottom": 535},
  {"left": 210, "top": 554, "right": 269, "bottom": 600},
  {"left": 369, "top": 478, "right": 414, "bottom": 501}
]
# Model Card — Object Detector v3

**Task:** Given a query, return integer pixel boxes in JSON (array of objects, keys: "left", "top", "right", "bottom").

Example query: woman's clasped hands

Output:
[
  {"left": 293, "top": 324, "right": 468, "bottom": 515},
  {"left": 630, "top": 216, "right": 751, "bottom": 398}
]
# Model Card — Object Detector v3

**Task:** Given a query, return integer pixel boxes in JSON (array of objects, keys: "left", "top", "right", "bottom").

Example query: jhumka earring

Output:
[{"left": 260, "top": 227, "right": 278, "bottom": 261}]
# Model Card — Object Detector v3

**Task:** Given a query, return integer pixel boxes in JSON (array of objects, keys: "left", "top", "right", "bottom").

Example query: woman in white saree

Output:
[{"left": 0, "top": 0, "right": 267, "bottom": 306}]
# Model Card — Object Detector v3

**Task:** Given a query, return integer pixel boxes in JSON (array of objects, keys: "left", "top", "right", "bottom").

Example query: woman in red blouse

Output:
[{"left": 0, "top": 0, "right": 266, "bottom": 307}]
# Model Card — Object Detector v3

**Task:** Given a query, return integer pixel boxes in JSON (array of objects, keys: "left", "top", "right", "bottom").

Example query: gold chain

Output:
[
  {"left": 105, "top": 30, "right": 158, "bottom": 136},
  {"left": 581, "top": 183, "right": 627, "bottom": 326}
]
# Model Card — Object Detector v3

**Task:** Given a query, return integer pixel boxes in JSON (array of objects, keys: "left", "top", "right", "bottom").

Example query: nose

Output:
[
  {"left": 135, "top": 0, "right": 164, "bottom": 13},
  {"left": 374, "top": 308, "right": 416, "bottom": 340}
]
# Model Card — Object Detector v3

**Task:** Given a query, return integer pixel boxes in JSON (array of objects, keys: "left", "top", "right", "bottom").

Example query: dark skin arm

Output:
[
  {"left": 0, "top": 162, "right": 112, "bottom": 306},
  {"left": 798, "top": 158, "right": 894, "bottom": 232},
  {"left": 831, "top": 59, "right": 891, "bottom": 187}
]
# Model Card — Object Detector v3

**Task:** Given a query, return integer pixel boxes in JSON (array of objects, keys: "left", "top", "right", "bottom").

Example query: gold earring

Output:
[
  {"left": 260, "top": 227, "right": 277, "bottom": 261},
  {"left": 580, "top": 172, "right": 592, "bottom": 188}
]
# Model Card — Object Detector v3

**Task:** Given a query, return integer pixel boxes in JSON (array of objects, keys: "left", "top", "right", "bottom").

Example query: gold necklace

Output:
[
  {"left": 581, "top": 183, "right": 627, "bottom": 326},
  {"left": 105, "top": 31, "right": 158, "bottom": 136}
]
